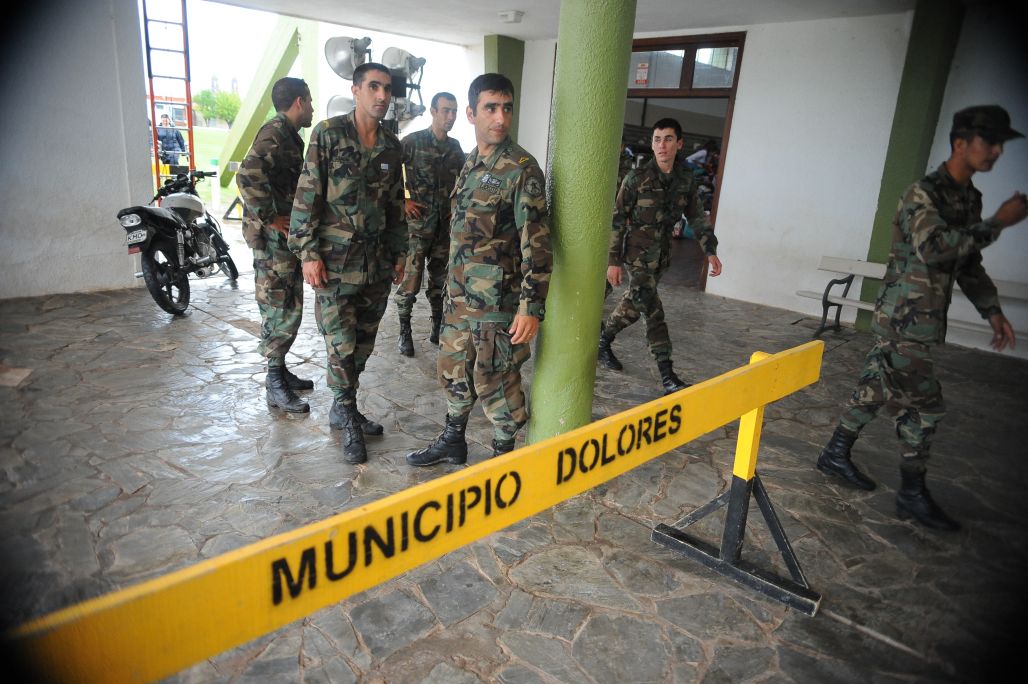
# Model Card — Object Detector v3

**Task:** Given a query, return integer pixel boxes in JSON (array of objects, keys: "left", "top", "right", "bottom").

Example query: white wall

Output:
[
  {"left": 0, "top": 0, "right": 153, "bottom": 299},
  {"left": 926, "top": 3, "right": 1028, "bottom": 357},
  {"left": 702, "top": 13, "right": 912, "bottom": 317},
  {"left": 518, "top": 38, "right": 557, "bottom": 164}
]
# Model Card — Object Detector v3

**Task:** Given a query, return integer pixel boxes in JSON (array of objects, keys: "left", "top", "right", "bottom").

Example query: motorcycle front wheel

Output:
[
  {"left": 209, "top": 228, "right": 239, "bottom": 281},
  {"left": 141, "top": 241, "right": 190, "bottom": 315}
]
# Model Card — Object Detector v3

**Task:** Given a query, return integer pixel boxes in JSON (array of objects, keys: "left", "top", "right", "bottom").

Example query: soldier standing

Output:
[
  {"left": 237, "top": 77, "right": 315, "bottom": 414},
  {"left": 395, "top": 91, "right": 464, "bottom": 356},
  {"left": 598, "top": 118, "right": 723, "bottom": 394},
  {"left": 406, "top": 73, "right": 552, "bottom": 466},
  {"left": 289, "top": 63, "right": 407, "bottom": 464},
  {"left": 817, "top": 105, "right": 1027, "bottom": 531}
]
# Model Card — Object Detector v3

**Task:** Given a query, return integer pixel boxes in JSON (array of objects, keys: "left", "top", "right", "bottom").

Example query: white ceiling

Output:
[{"left": 212, "top": 0, "right": 918, "bottom": 46}]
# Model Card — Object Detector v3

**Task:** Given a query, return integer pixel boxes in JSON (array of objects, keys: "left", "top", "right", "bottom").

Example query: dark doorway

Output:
[{"left": 623, "top": 33, "right": 745, "bottom": 291}]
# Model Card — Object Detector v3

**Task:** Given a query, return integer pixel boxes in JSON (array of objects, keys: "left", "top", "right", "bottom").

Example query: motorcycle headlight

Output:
[{"left": 119, "top": 214, "right": 142, "bottom": 228}]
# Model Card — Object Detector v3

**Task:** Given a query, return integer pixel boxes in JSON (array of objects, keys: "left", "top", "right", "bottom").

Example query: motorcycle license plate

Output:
[{"left": 126, "top": 229, "right": 147, "bottom": 254}]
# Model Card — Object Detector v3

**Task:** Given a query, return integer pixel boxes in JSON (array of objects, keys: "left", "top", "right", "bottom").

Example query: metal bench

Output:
[{"left": 796, "top": 256, "right": 886, "bottom": 338}]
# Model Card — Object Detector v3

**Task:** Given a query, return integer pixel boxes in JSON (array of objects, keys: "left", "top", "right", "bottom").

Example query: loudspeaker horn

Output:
[
  {"left": 326, "top": 95, "right": 354, "bottom": 118},
  {"left": 325, "top": 36, "right": 372, "bottom": 80}
]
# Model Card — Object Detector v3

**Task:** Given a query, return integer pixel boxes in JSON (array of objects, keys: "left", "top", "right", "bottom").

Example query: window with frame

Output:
[{"left": 627, "top": 34, "right": 744, "bottom": 96}]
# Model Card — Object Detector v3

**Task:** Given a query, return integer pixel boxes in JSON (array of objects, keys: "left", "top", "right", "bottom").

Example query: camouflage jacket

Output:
[
  {"left": 236, "top": 112, "right": 305, "bottom": 249},
  {"left": 609, "top": 158, "right": 717, "bottom": 271},
  {"left": 402, "top": 127, "right": 463, "bottom": 236},
  {"left": 288, "top": 111, "right": 406, "bottom": 291},
  {"left": 872, "top": 163, "right": 1003, "bottom": 345},
  {"left": 447, "top": 137, "right": 552, "bottom": 323}
]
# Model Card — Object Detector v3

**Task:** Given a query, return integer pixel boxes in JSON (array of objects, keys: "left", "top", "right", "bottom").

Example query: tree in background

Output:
[{"left": 194, "top": 89, "right": 241, "bottom": 126}]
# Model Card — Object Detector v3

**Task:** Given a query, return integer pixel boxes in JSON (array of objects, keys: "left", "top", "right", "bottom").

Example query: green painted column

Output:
[
  {"left": 528, "top": 0, "right": 637, "bottom": 442},
  {"left": 856, "top": 0, "right": 963, "bottom": 328},
  {"left": 484, "top": 34, "right": 525, "bottom": 141}
]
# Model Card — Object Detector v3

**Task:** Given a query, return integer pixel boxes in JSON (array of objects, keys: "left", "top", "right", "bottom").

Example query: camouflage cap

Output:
[{"left": 951, "top": 105, "right": 1024, "bottom": 142}]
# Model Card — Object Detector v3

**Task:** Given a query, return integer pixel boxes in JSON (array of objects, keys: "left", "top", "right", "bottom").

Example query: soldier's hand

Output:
[
  {"left": 509, "top": 315, "right": 539, "bottom": 345},
  {"left": 392, "top": 262, "right": 405, "bottom": 285},
  {"left": 705, "top": 255, "right": 723, "bottom": 277},
  {"left": 607, "top": 265, "right": 624, "bottom": 288},
  {"left": 989, "top": 313, "right": 1016, "bottom": 352},
  {"left": 302, "top": 260, "right": 328, "bottom": 288},
  {"left": 270, "top": 215, "right": 290, "bottom": 237},
  {"left": 405, "top": 200, "right": 427, "bottom": 220},
  {"left": 993, "top": 192, "right": 1028, "bottom": 228}
]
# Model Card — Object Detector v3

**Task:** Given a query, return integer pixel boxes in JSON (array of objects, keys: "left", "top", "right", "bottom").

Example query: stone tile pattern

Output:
[{"left": 1, "top": 234, "right": 1025, "bottom": 682}]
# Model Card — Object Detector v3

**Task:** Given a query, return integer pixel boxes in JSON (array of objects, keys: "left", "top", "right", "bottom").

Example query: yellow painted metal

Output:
[
  {"left": 9, "top": 341, "right": 823, "bottom": 683},
  {"left": 733, "top": 351, "right": 770, "bottom": 481}
]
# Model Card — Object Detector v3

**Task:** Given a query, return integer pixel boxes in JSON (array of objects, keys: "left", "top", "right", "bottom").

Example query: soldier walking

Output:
[
  {"left": 289, "top": 63, "right": 407, "bottom": 464},
  {"left": 598, "top": 118, "right": 723, "bottom": 394},
  {"left": 817, "top": 105, "right": 1027, "bottom": 530},
  {"left": 236, "top": 77, "right": 315, "bottom": 413},
  {"left": 407, "top": 73, "right": 552, "bottom": 466},
  {"left": 395, "top": 92, "right": 464, "bottom": 356}
]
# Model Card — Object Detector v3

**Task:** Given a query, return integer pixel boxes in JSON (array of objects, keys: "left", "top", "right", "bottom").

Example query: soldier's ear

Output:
[{"left": 466, "top": 105, "right": 475, "bottom": 123}]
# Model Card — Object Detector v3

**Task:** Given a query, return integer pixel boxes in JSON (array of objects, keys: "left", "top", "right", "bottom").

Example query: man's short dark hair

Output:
[
  {"left": 468, "top": 73, "right": 514, "bottom": 113},
  {"left": 271, "top": 77, "right": 309, "bottom": 112},
  {"left": 353, "top": 62, "right": 391, "bottom": 87},
  {"left": 652, "top": 118, "right": 682, "bottom": 139},
  {"left": 431, "top": 91, "right": 457, "bottom": 110}
]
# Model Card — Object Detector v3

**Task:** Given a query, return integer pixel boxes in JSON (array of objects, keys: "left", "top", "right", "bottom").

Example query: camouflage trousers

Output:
[
  {"left": 252, "top": 231, "right": 303, "bottom": 367},
  {"left": 393, "top": 225, "right": 449, "bottom": 318},
  {"left": 313, "top": 278, "right": 391, "bottom": 404},
  {"left": 603, "top": 264, "right": 672, "bottom": 363},
  {"left": 838, "top": 337, "right": 944, "bottom": 473},
  {"left": 437, "top": 315, "right": 531, "bottom": 440}
]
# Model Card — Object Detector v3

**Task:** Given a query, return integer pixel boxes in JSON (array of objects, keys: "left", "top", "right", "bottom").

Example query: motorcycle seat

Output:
[{"left": 119, "top": 205, "right": 187, "bottom": 230}]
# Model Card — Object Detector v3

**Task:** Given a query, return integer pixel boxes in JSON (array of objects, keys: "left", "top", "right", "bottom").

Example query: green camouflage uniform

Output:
[
  {"left": 604, "top": 158, "right": 718, "bottom": 363},
  {"left": 839, "top": 163, "right": 1003, "bottom": 472},
  {"left": 438, "top": 137, "right": 552, "bottom": 440},
  {"left": 394, "top": 128, "right": 464, "bottom": 318},
  {"left": 236, "top": 112, "right": 305, "bottom": 367},
  {"left": 288, "top": 111, "right": 406, "bottom": 404}
]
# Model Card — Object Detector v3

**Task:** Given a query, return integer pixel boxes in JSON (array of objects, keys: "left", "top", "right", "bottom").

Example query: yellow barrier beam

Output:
[{"left": 9, "top": 341, "right": 824, "bottom": 683}]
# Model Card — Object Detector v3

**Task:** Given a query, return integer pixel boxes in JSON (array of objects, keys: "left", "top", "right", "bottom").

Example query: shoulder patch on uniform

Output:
[
  {"left": 524, "top": 176, "right": 543, "bottom": 198},
  {"left": 518, "top": 156, "right": 530, "bottom": 165}
]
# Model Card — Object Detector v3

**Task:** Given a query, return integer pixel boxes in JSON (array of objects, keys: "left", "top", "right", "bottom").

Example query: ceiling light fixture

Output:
[{"left": 498, "top": 10, "right": 524, "bottom": 24}]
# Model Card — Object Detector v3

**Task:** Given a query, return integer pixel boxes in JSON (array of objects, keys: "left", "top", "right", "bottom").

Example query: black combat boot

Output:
[
  {"left": 896, "top": 469, "right": 960, "bottom": 531},
  {"left": 491, "top": 438, "right": 516, "bottom": 458},
  {"left": 816, "top": 426, "right": 875, "bottom": 490},
  {"left": 265, "top": 366, "right": 310, "bottom": 413},
  {"left": 398, "top": 316, "right": 414, "bottom": 357},
  {"left": 282, "top": 364, "right": 314, "bottom": 391},
  {"left": 406, "top": 415, "right": 469, "bottom": 466},
  {"left": 657, "top": 360, "right": 690, "bottom": 395},
  {"left": 330, "top": 400, "right": 384, "bottom": 435},
  {"left": 597, "top": 328, "right": 623, "bottom": 371},
  {"left": 429, "top": 303, "right": 443, "bottom": 345},
  {"left": 328, "top": 399, "right": 367, "bottom": 464}
]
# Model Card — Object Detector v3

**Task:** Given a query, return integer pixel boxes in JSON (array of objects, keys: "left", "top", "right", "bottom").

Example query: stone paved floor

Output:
[{"left": 1, "top": 233, "right": 1026, "bottom": 683}]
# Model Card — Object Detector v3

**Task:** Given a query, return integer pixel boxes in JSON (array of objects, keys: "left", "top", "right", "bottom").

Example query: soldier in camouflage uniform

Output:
[
  {"left": 598, "top": 118, "right": 723, "bottom": 395},
  {"left": 818, "top": 105, "right": 1027, "bottom": 531},
  {"left": 395, "top": 92, "right": 464, "bottom": 357},
  {"left": 237, "top": 77, "right": 315, "bottom": 414},
  {"left": 288, "top": 63, "right": 407, "bottom": 464},
  {"left": 407, "top": 73, "right": 552, "bottom": 467}
]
